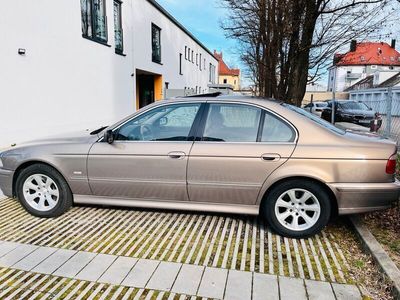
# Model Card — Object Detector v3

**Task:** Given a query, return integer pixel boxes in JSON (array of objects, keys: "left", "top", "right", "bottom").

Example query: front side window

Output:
[
  {"left": 115, "top": 103, "right": 201, "bottom": 141},
  {"left": 202, "top": 104, "right": 261, "bottom": 142},
  {"left": 261, "top": 113, "right": 295, "bottom": 142},
  {"left": 152, "top": 24, "right": 161, "bottom": 63},
  {"left": 81, "top": 0, "right": 108, "bottom": 42},
  {"left": 113, "top": 0, "right": 123, "bottom": 53}
]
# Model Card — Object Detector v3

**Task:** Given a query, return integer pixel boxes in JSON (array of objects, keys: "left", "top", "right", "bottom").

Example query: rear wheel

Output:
[
  {"left": 262, "top": 180, "right": 331, "bottom": 238},
  {"left": 16, "top": 164, "right": 72, "bottom": 218}
]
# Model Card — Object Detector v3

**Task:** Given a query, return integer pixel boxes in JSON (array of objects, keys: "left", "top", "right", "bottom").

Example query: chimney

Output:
[
  {"left": 391, "top": 39, "right": 396, "bottom": 49},
  {"left": 350, "top": 40, "right": 357, "bottom": 52}
]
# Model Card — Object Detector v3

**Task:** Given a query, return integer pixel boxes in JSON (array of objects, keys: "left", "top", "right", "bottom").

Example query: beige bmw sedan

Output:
[{"left": 0, "top": 95, "right": 399, "bottom": 237}]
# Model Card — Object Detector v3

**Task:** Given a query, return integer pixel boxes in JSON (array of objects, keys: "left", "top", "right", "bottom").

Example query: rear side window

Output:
[
  {"left": 202, "top": 104, "right": 261, "bottom": 142},
  {"left": 261, "top": 113, "right": 295, "bottom": 142}
]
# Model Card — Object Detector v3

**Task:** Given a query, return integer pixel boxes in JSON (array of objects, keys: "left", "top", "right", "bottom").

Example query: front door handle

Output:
[
  {"left": 261, "top": 153, "right": 281, "bottom": 162},
  {"left": 168, "top": 151, "right": 186, "bottom": 159}
]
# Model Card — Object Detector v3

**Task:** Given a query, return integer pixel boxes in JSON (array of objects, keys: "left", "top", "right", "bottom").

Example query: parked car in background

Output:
[
  {"left": 0, "top": 95, "right": 398, "bottom": 238},
  {"left": 321, "top": 100, "right": 381, "bottom": 128},
  {"left": 303, "top": 101, "right": 328, "bottom": 117}
]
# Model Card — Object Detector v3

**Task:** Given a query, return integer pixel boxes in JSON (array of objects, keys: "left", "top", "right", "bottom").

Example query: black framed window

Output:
[
  {"left": 199, "top": 54, "right": 202, "bottom": 70},
  {"left": 196, "top": 53, "right": 198, "bottom": 66},
  {"left": 191, "top": 50, "right": 194, "bottom": 63},
  {"left": 179, "top": 53, "right": 183, "bottom": 75},
  {"left": 152, "top": 24, "right": 161, "bottom": 63},
  {"left": 113, "top": 0, "right": 123, "bottom": 53},
  {"left": 81, "top": 0, "right": 108, "bottom": 43}
]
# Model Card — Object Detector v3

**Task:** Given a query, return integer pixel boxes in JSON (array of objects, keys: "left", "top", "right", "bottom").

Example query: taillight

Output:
[{"left": 386, "top": 154, "right": 397, "bottom": 174}]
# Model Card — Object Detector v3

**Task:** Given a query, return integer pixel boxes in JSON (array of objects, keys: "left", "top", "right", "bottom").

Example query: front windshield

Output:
[
  {"left": 339, "top": 101, "right": 369, "bottom": 110},
  {"left": 282, "top": 103, "right": 345, "bottom": 135}
]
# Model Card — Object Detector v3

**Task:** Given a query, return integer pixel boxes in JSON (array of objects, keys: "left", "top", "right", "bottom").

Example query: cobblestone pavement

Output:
[
  {"left": 0, "top": 241, "right": 361, "bottom": 299},
  {"left": 0, "top": 197, "right": 363, "bottom": 299}
]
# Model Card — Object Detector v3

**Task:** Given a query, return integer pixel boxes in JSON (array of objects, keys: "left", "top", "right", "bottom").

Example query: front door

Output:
[
  {"left": 187, "top": 102, "right": 297, "bottom": 205},
  {"left": 88, "top": 102, "right": 202, "bottom": 201},
  {"left": 138, "top": 75, "right": 155, "bottom": 108}
]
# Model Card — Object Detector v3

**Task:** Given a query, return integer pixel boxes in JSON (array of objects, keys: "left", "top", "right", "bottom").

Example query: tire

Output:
[
  {"left": 16, "top": 164, "right": 73, "bottom": 218},
  {"left": 262, "top": 179, "right": 331, "bottom": 238}
]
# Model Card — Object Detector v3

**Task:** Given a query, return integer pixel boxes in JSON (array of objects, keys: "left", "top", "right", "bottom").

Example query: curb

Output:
[{"left": 350, "top": 215, "right": 400, "bottom": 300}]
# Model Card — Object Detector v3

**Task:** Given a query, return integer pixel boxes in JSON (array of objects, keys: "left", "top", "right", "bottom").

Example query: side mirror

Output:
[{"left": 104, "top": 130, "right": 115, "bottom": 144}]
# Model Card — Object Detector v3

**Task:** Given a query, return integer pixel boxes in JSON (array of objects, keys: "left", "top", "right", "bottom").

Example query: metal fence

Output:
[{"left": 349, "top": 87, "right": 400, "bottom": 143}]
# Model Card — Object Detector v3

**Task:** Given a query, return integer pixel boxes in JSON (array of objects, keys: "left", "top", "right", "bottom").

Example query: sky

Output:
[{"left": 157, "top": 0, "right": 242, "bottom": 69}]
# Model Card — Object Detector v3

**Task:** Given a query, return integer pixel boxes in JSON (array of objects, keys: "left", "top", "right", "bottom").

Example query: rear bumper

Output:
[
  {"left": 0, "top": 168, "right": 14, "bottom": 197},
  {"left": 328, "top": 181, "right": 400, "bottom": 215}
]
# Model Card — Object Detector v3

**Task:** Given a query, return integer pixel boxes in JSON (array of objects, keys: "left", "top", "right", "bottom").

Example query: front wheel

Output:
[
  {"left": 16, "top": 164, "right": 73, "bottom": 218},
  {"left": 262, "top": 180, "right": 331, "bottom": 238}
]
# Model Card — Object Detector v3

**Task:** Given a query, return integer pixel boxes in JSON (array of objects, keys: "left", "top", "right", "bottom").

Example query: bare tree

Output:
[{"left": 221, "top": 0, "right": 400, "bottom": 106}]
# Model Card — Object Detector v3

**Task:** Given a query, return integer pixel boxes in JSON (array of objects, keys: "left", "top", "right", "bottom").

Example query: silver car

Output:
[{"left": 0, "top": 95, "right": 399, "bottom": 238}]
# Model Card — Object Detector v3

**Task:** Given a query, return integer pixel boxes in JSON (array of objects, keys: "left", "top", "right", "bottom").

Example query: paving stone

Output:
[
  {"left": 0, "top": 243, "right": 38, "bottom": 267},
  {"left": 32, "top": 248, "right": 77, "bottom": 274},
  {"left": 224, "top": 270, "right": 252, "bottom": 300},
  {"left": 13, "top": 246, "right": 57, "bottom": 271},
  {"left": 172, "top": 264, "right": 204, "bottom": 295},
  {"left": 53, "top": 251, "right": 96, "bottom": 278},
  {"left": 0, "top": 241, "right": 20, "bottom": 258},
  {"left": 197, "top": 267, "right": 228, "bottom": 299},
  {"left": 332, "top": 283, "right": 362, "bottom": 300},
  {"left": 122, "top": 259, "right": 160, "bottom": 288},
  {"left": 279, "top": 277, "right": 307, "bottom": 300},
  {"left": 75, "top": 253, "right": 117, "bottom": 281},
  {"left": 305, "top": 280, "right": 335, "bottom": 300},
  {"left": 146, "top": 261, "right": 182, "bottom": 291},
  {"left": 252, "top": 273, "right": 279, "bottom": 300},
  {"left": 98, "top": 256, "right": 138, "bottom": 285}
]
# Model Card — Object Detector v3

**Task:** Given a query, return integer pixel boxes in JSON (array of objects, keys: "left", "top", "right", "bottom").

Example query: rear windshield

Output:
[{"left": 282, "top": 103, "right": 345, "bottom": 135}]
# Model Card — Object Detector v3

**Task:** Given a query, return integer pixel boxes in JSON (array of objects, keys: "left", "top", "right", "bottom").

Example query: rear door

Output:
[{"left": 187, "top": 102, "right": 297, "bottom": 205}]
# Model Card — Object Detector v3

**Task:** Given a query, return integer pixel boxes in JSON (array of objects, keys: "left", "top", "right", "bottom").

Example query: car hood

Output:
[
  {"left": 6, "top": 130, "right": 99, "bottom": 150},
  {"left": 342, "top": 109, "right": 375, "bottom": 116}
]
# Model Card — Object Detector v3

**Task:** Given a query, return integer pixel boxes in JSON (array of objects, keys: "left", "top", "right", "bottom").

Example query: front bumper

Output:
[
  {"left": 328, "top": 180, "right": 400, "bottom": 215},
  {"left": 0, "top": 168, "right": 14, "bottom": 197}
]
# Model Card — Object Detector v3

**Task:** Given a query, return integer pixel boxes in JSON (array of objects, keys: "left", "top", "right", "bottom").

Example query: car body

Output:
[
  {"left": 321, "top": 100, "right": 381, "bottom": 128},
  {"left": 0, "top": 95, "right": 399, "bottom": 237},
  {"left": 303, "top": 101, "right": 328, "bottom": 117}
]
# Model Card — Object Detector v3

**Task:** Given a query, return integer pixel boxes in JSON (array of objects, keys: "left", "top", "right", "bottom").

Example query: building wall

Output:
[
  {"left": 218, "top": 75, "right": 240, "bottom": 91},
  {"left": 0, "top": 0, "right": 218, "bottom": 147},
  {"left": 328, "top": 65, "right": 400, "bottom": 92},
  {"left": 302, "top": 92, "right": 349, "bottom": 106}
]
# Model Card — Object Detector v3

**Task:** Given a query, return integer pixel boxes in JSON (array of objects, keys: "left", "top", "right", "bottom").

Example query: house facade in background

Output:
[
  {"left": 327, "top": 40, "right": 400, "bottom": 92},
  {"left": 0, "top": 0, "right": 218, "bottom": 147},
  {"left": 214, "top": 51, "right": 241, "bottom": 91}
]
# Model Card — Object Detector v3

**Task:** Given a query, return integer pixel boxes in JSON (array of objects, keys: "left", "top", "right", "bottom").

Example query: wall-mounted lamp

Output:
[{"left": 18, "top": 48, "right": 26, "bottom": 55}]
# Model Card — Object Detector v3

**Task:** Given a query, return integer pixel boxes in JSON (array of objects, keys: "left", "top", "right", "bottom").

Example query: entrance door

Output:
[{"left": 137, "top": 75, "right": 155, "bottom": 108}]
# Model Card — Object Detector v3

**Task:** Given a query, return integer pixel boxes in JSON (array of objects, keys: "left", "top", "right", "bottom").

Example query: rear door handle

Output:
[
  {"left": 168, "top": 151, "right": 186, "bottom": 159},
  {"left": 261, "top": 153, "right": 281, "bottom": 162}
]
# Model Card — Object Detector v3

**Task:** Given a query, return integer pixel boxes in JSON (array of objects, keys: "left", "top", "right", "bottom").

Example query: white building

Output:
[
  {"left": 327, "top": 40, "right": 400, "bottom": 92},
  {"left": 0, "top": 0, "right": 218, "bottom": 147}
]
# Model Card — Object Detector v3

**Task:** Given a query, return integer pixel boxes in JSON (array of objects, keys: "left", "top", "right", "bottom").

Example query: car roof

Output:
[{"left": 167, "top": 94, "right": 282, "bottom": 106}]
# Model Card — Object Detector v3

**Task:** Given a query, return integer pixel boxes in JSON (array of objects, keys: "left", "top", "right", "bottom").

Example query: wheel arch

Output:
[
  {"left": 12, "top": 160, "right": 69, "bottom": 197},
  {"left": 259, "top": 176, "right": 338, "bottom": 218}
]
